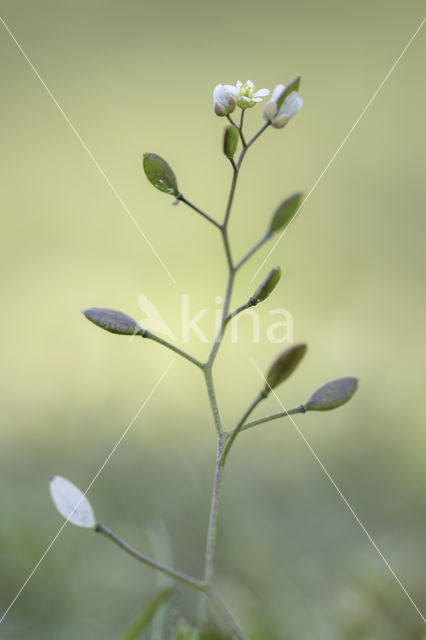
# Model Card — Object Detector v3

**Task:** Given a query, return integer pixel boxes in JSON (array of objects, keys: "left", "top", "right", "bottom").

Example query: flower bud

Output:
[
  {"left": 83, "top": 308, "right": 143, "bottom": 336},
  {"left": 304, "top": 377, "right": 358, "bottom": 411},
  {"left": 223, "top": 125, "right": 239, "bottom": 159},
  {"left": 263, "top": 76, "right": 303, "bottom": 129},
  {"left": 213, "top": 84, "right": 237, "bottom": 116},
  {"left": 265, "top": 343, "right": 307, "bottom": 393},
  {"left": 269, "top": 193, "right": 303, "bottom": 235},
  {"left": 143, "top": 153, "right": 179, "bottom": 196},
  {"left": 252, "top": 267, "right": 281, "bottom": 304}
]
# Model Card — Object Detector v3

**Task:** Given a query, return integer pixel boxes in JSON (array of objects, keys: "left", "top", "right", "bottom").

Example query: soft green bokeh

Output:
[{"left": 1, "top": 1, "right": 425, "bottom": 638}]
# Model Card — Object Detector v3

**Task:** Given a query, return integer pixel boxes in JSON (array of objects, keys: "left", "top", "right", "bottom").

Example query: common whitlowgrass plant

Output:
[{"left": 50, "top": 77, "right": 358, "bottom": 639}]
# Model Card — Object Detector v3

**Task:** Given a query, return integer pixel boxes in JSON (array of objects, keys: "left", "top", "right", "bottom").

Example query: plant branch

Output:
[
  {"left": 246, "top": 121, "right": 270, "bottom": 148},
  {"left": 240, "top": 404, "right": 307, "bottom": 431},
  {"left": 221, "top": 390, "right": 267, "bottom": 463},
  {"left": 178, "top": 194, "right": 221, "bottom": 229},
  {"left": 142, "top": 331, "right": 203, "bottom": 369},
  {"left": 224, "top": 298, "right": 255, "bottom": 325},
  {"left": 235, "top": 231, "right": 271, "bottom": 271},
  {"left": 238, "top": 109, "right": 247, "bottom": 148},
  {"left": 208, "top": 588, "right": 249, "bottom": 640},
  {"left": 95, "top": 523, "right": 205, "bottom": 591}
]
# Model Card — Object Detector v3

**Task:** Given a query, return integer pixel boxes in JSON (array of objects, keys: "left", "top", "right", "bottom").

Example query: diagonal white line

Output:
[
  {"left": 0, "top": 358, "right": 176, "bottom": 626},
  {"left": 0, "top": 16, "right": 176, "bottom": 284},
  {"left": 249, "top": 356, "right": 426, "bottom": 624},
  {"left": 250, "top": 17, "right": 426, "bottom": 283}
]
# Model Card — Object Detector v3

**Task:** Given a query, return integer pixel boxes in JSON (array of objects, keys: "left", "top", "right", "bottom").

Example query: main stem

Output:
[
  {"left": 203, "top": 119, "right": 269, "bottom": 596},
  {"left": 204, "top": 440, "right": 225, "bottom": 584}
]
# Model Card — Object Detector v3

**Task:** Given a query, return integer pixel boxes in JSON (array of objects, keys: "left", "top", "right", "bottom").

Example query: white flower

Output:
[
  {"left": 233, "top": 80, "right": 269, "bottom": 109},
  {"left": 213, "top": 84, "right": 238, "bottom": 116},
  {"left": 263, "top": 84, "right": 303, "bottom": 128}
]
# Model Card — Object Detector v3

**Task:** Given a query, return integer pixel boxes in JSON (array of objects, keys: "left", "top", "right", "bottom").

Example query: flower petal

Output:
[
  {"left": 263, "top": 100, "right": 278, "bottom": 123},
  {"left": 223, "top": 84, "right": 238, "bottom": 95},
  {"left": 271, "top": 84, "right": 285, "bottom": 102},
  {"left": 254, "top": 88, "right": 269, "bottom": 98},
  {"left": 280, "top": 91, "right": 303, "bottom": 118}
]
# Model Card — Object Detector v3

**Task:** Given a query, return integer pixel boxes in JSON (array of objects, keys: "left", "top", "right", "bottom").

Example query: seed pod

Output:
[
  {"left": 49, "top": 476, "right": 95, "bottom": 528},
  {"left": 252, "top": 267, "right": 281, "bottom": 304},
  {"left": 269, "top": 192, "right": 303, "bottom": 234},
  {"left": 304, "top": 377, "right": 358, "bottom": 411},
  {"left": 82, "top": 308, "right": 143, "bottom": 336},
  {"left": 223, "top": 125, "right": 239, "bottom": 159},
  {"left": 143, "top": 153, "right": 179, "bottom": 196},
  {"left": 265, "top": 343, "right": 307, "bottom": 392}
]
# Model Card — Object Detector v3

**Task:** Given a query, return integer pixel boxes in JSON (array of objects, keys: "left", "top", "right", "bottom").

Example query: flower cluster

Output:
[
  {"left": 213, "top": 80, "right": 269, "bottom": 116},
  {"left": 213, "top": 77, "right": 303, "bottom": 129}
]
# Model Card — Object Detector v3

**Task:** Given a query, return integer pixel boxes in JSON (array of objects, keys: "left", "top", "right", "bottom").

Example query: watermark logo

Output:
[{"left": 133, "top": 294, "right": 293, "bottom": 344}]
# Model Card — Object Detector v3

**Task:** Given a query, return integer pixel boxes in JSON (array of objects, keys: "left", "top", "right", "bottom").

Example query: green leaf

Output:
[
  {"left": 305, "top": 377, "right": 358, "bottom": 411},
  {"left": 120, "top": 588, "right": 174, "bottom": 640},
  {"left": 265, "top": 343, "right": 307, "bottom": 393},
  {"left": 223, "top": 125, "right": 239, "bottom": 159},
  {"left": 276, "top": 75, "right": 301, "bottom": 111},
  {"left": 82, "top": 308, "right": 143, "bottom": 336},
  {"left": 143, "top": 153, "right": 179, "bottom": 196},
  {"left": 269, "top": 193, "right": 303, "bottom": 234},
  {"left": 252, "top": 266, "right": 281, "bottom": 304},
  {"left": 49, "top": 476, "right": 95, "bottom": 528}
]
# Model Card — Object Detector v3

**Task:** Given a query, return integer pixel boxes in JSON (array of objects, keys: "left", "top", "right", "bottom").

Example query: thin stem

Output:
[
  {"left": 238, "top": 109, "right": 247, "bottom": 148},
  {"left": 201, "top": 111, "right": 272, "bottom": 598},
  {"left": 178, "top": 194, "right": 221, "bottom": 229},
  {"left": 223, "top": 164, "right": 239, "bottom": 229},
  {"left": 208, "top": 588, "right": 249, "bottom": 640},
  {"left": 225, "top": 114, "right": 238, "bottom": 129},
  {"left": 240, "top": 404, "right": 307, "bottom": 432},
  {"left": 95, "top": 523, "right": 205, "bottom": 591},
  {"left": 235, "top": 231, "right": 271, "bottom": 271},
  {"left": 207, "top": 267, "right": 235, "bottom": 367},
  {"left": 224, "top": 298, "right": 255, "bottom": 325},
  {"left": 221, "top": 391, "right": 267, "bottom": 463},
  {"left": 222, "top": 227, "right": 234, "bottom": 271},
  {"left": 142, "top": 331, "right": 203, "bottom": 369},
  {"left": 204, "top": 367, "right": 222, "bottom": 435},
  {"left": 204, "top": 440, "right": 225, "bottom": 584},
  {"left": 246, "top": 121, "right": 270, "bottom": 148}
]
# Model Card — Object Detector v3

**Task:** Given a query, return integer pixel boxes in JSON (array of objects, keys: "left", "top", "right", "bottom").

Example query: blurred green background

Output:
[{"left": 1, "top": 0, "right": 425, "bottom": 638}]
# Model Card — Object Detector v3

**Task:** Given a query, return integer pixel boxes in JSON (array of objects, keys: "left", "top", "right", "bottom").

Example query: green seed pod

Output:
[
  {"left": 252, "top": 267, "right": 281, "bottom": 304},
  {"left": 223, "top": 125, "right": 239, "bottom": 159},
  {"left": 304, "top": 377, "right": 358, "bottom": 411},
  {"left": 265, "top": 343, "right": 307, "bottom": 393},
  {"left": 143, "top": 153, "right": 179, "bottom": 196},
  {"left": 83, "top": 308, "right": 143, "bottom": 336},
  {"left": 269, "top": 192, "right": 303, "bottom": 234}
]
